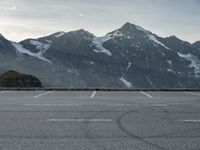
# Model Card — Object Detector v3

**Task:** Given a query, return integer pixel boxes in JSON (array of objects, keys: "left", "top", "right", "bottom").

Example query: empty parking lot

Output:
[{"left": 0, "top": 90, "right": 199, "bottom": 150}]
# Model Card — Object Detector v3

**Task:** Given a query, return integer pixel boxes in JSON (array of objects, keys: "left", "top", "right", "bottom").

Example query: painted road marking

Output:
[
  {"left": 106, "top": 104, "right": 136, "bottom": 107},
  {"left": 48, "top": 119, "right": 112, "bottom": 122},
  {"left": 185, "top": 92, "right": 200, "bottom": 96},
  {"left": 91, "top": 91, "right": 97, "bottom": 98},
  {"left": 23, "top": 104, "right": 83, "bottom": 107},
  {"left": 0, "top": 91, "right": 10, "bottom": 94},
  {"left": 23, "top": 104, "right": 138, "bottom": 107},
  {"left": 34, "top": 91, "right": 53, "bottom": 98},
  {"left": 140, "top": 91, "right": 152, "bottom": 98},
  {"left": 152, "top": 104, "right": 168, "bottom": 107},
  {"left": 179, "top": 120, "right": 200, "bottom": 122},
  {"left": 23, "top": 104, "right": 146, "bottom": 107}
]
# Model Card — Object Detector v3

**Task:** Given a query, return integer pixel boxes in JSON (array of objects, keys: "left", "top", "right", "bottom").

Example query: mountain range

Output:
[{"left": 0, "top": 22, "right": 200, "bottom": 88}]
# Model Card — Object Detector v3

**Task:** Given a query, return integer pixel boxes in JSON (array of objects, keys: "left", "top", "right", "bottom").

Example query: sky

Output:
[{"left": 0, "top": 0, "right": 200, "bottom": 43}]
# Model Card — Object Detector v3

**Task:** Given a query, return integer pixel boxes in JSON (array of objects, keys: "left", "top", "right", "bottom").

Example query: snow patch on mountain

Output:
[
  {"left": 126, "top": 62, "right": 132, "bottom": 71},
  {"left": 108, "top": 30, "right": 123, "bottom": 38},
  {"left": 120, "top": 77, "right": 132, "bottom": 88},
  {"left": 29, "top": 40, "right": 50, "bottom": 52},
  {"left": 45, "top": 40, "right": 52, "bottom": 44},
  {"left": 55, "top": 32, "right": 65, "bottom": 38},
  {"left": 167, "top": 60, "right": 172, "bottom": 65},
  {"left": 93, "top": 36, "right": 112, "bottom": 56},
  {"left": 148, "top": 35, "right": 170, "bottom": 50},
  {"left": 178, "top": 52, "right": 200, "bottom": 76},
  {"left": 12, "top": 42, "right": 51, "bottom": 63},
  {"left": 167, "top": 69, "right": 176, "bottom": 74}
]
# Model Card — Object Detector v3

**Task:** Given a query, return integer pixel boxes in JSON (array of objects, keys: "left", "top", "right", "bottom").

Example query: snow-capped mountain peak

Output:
[
  {"left": 107, "top": 22, "right": 153, "bottom": 40},
  {"left": 120, "top": 22, "right": 151, "bottom": 34},
  {"left": 106, "top": 23, "right": 170, "bottom": 50}
]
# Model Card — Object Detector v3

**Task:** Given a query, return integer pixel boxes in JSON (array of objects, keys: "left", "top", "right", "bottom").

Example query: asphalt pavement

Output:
[{"left": 0, "top": 90, "right": 199, "bottom": 150}]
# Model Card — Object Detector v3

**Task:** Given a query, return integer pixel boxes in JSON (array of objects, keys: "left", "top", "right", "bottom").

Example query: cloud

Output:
[
  {"left": 3, "top": 5, "right": 16, "bottom": 11},
  {"left": 0, "top": 0, "right": 199, "bottom": 42},
  {"left": 79, "top": 13, "right": 84, "bottom": 17}
]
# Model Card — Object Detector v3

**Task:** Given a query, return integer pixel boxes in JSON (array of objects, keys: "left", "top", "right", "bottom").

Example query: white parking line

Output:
[
  {"left": 23, "top": 104, "right": 151, "bottom": 107},
  {"left": 23, "top": 104, "right": 83, "bottom": 107},
  {"left": 140, "top": 91, "right": 152, "bottom": 98},
  {"left": 185, "top": 92, "right": 200, "bottom": 96},
  {"left": 34, "top": 91, "right": 53, "bottom": 98},
  {"left": 179, "top": 120, "right": 200, "bottom": 122},
  {"left": 23, "top": 104, "right": 139, "bottom": 107},
  {"left": 0, "top": 91, "right": 10, "bottom": 94},
  {"left": 106, "top": 104, "right": 136, "bottom": 107},
  {"left": 91, "top": 91, "right": 97, "bottom": 98},
  {"left": 48, "top": 119, "right": 112, "bottom": 122},
  {"left": 152, "top": 104, "right": 168, "bottom": 107}
]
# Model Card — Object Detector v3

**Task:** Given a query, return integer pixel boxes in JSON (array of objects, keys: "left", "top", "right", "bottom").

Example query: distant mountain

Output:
[
  {"left": 0, "top": 22, "right": 200, "bottom": 88},
  {"left": 0, "top": 70, "right": 42, "bottom": 87}
]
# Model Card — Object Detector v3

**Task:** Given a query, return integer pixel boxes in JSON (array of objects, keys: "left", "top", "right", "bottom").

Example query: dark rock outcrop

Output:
[{"left": 0, "top": 70, "right": 42, "bottom": 87}]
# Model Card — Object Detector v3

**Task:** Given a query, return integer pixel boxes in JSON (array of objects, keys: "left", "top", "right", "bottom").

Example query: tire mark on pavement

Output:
[
  {"left": 142, "top": 106, "right": 200, "bottom": 139},
  {"left": 116, "top": 109, "right": 168, "bottom": 150}
]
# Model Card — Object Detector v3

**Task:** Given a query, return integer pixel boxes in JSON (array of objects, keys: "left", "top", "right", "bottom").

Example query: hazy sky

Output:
[{"left": 0, "top": 0, "right": 200, "bottom": 43}]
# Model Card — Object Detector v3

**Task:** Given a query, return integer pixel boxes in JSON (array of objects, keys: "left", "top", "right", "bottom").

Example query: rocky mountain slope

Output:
[
  {"left": 0, "top": 70, "right": 42, "bottom": 87},
  {"left": 193, "top": 41, "right": 200, "bottom": 50},
  {"left": 0, "top": 22, "right": 200, "bottom": 88}
]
